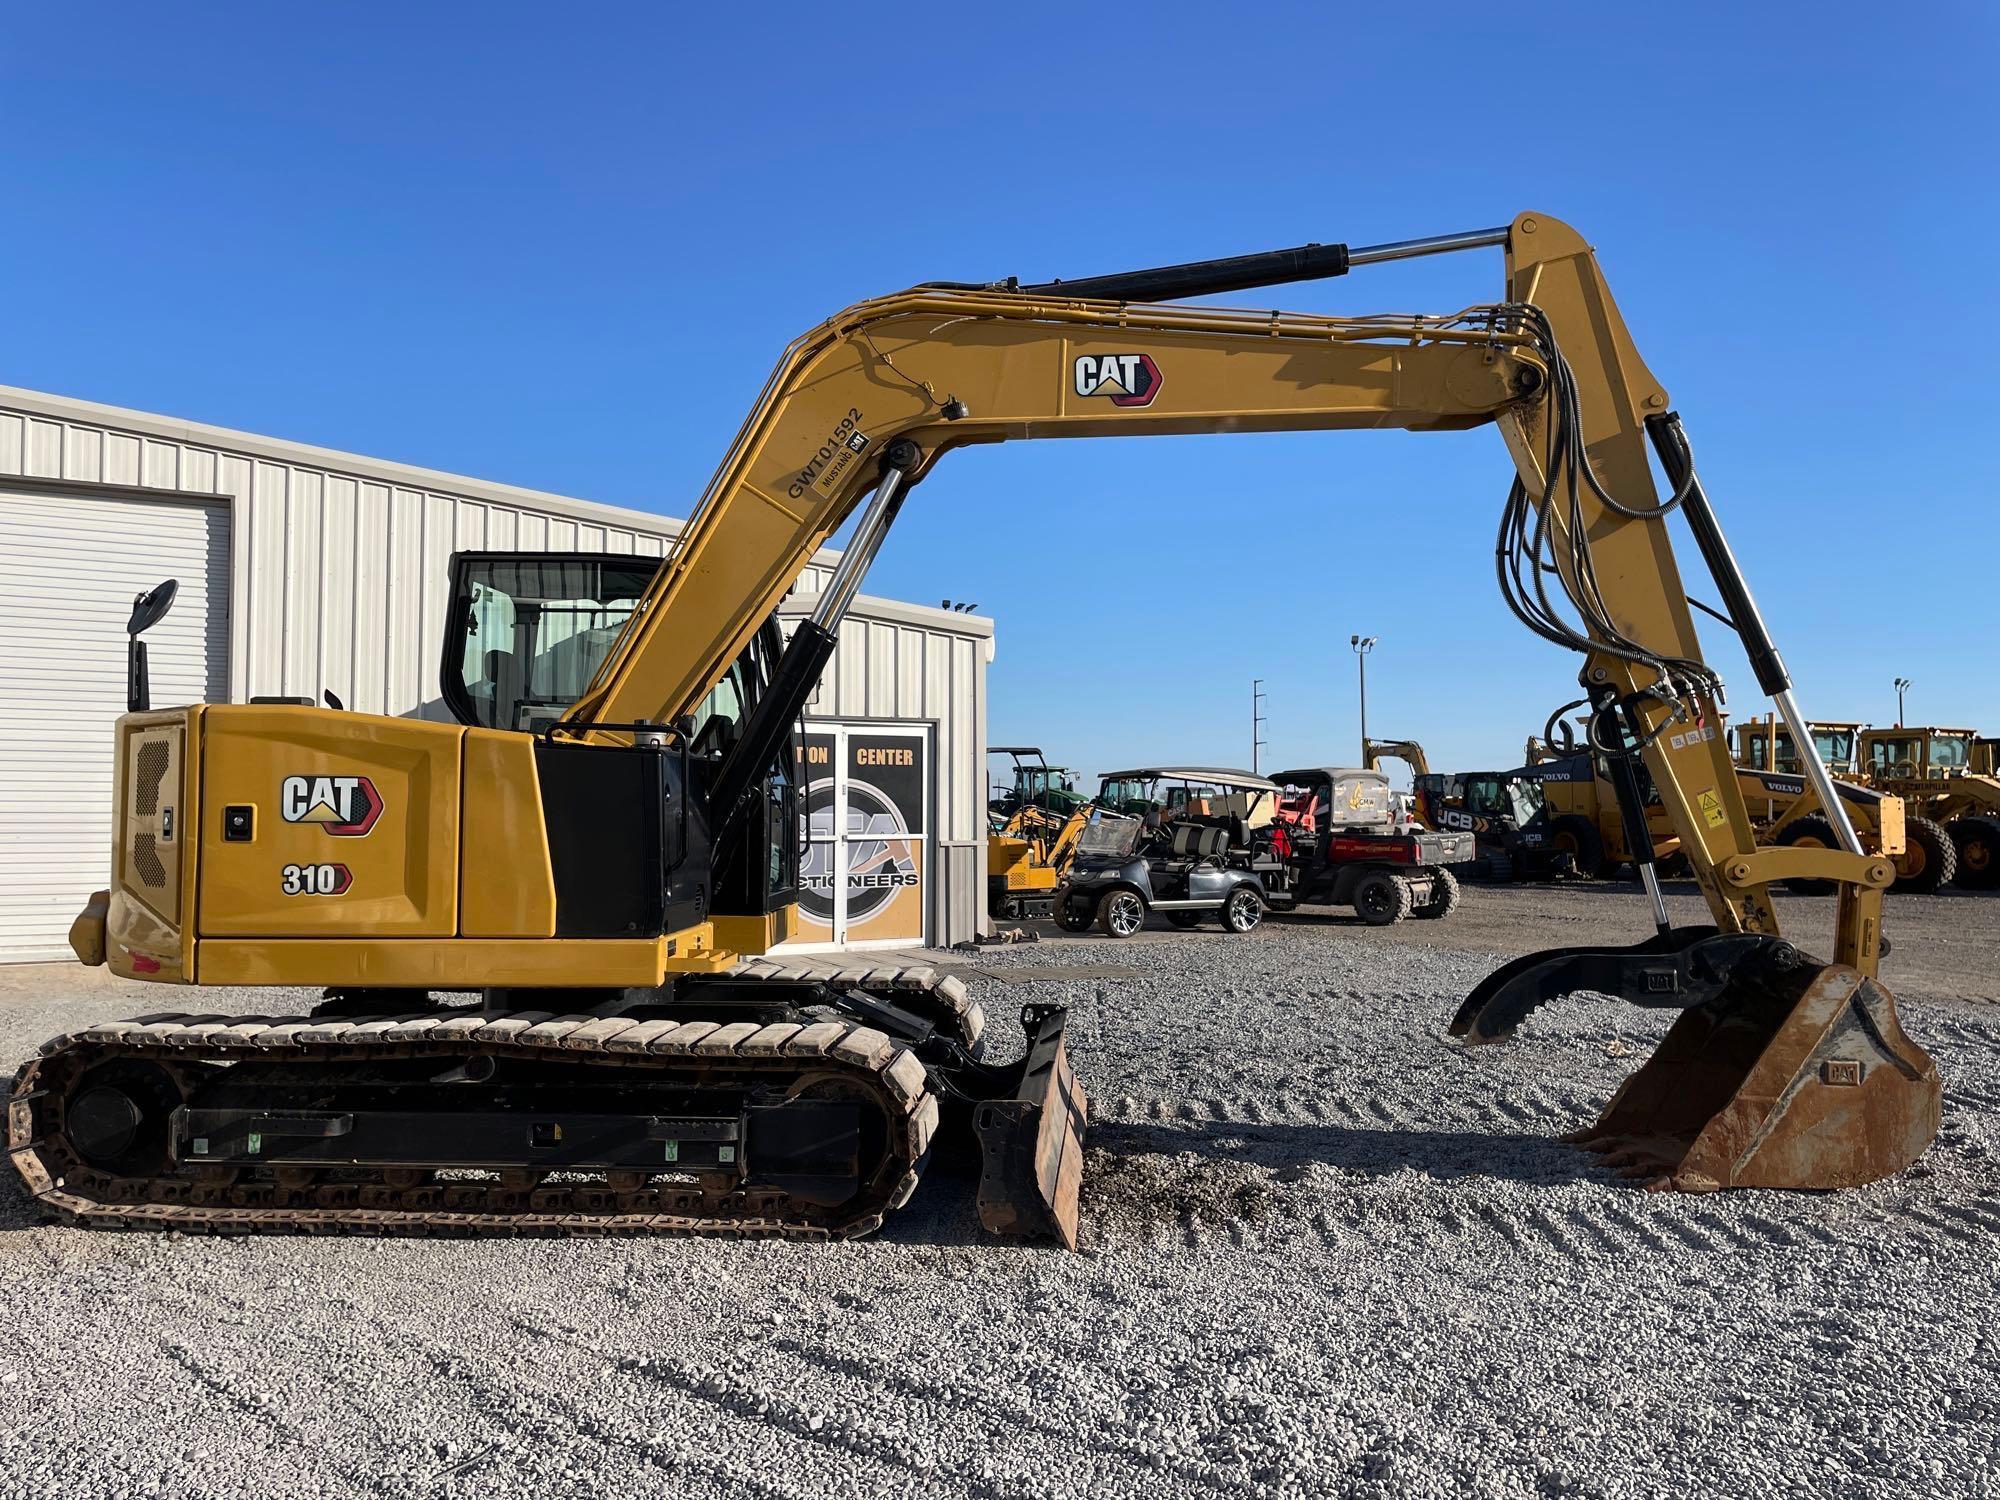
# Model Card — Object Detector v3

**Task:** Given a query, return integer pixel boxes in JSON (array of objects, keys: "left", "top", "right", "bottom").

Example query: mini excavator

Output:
[{"left": 17, "top": 214, "right": 1939, "bottom": 1247}]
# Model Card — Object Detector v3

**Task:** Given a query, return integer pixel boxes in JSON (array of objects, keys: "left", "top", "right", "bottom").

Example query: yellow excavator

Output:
[
  {"left": 988, "top": 802, "right": 1093, "bottom": 921},
  {"left": 18, "top": 213, "right": 1939, "bottom": 1248}
]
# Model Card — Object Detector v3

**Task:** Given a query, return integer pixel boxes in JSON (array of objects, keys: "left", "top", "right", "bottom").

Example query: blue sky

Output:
[{"left": 2, "top": 4, "right": 1993, "bottom": 785}]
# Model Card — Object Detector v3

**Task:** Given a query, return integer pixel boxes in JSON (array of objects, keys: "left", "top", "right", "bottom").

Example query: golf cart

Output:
[{"left": 1056, "top": 767, "right": 1282, "bottom": 937}]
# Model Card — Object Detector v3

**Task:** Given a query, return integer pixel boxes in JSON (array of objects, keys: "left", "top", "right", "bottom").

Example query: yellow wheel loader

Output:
[
  {"left": 18, "top": 214, "right": 1940, "bottom": 1246},
  {"left": 1858, "top": 726, "right": 2000, "bottom": 891},
  {"left": 1734, "top": 716, "right": 1982, "bottom": 892}
]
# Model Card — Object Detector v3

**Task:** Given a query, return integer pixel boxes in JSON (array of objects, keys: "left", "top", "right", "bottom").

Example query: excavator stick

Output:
[
  {"left": 971, "top": 1004, "right": 1087, "bottom": 1248},
  {"left": 1452, "top": 937, "right": 1940, "bottom": 1190}
]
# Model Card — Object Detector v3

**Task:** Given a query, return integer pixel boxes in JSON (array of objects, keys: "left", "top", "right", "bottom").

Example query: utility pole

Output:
[
  {"left": 1350, "top": 635, "right": 1377, "bottom": 761},
  {"left": 1252, "top": 678, "right": 1267, "bottom": 775},
  {"left": 1895, "top": 677, "right": 1911, "bottom": 727}
]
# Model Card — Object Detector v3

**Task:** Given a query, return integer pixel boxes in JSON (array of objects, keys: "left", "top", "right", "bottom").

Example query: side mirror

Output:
[
  {"left": 128, "top": 579, "right": 178, "bottom": 638},
  {"left": 126, "top": 578, "right": 179, "bottom": 714}
]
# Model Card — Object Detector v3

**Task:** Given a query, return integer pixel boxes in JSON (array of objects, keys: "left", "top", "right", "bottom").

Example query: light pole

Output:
[
  {"left": 1252, "top": 678, "right": 1267, "bottom": 775},
  {"left": 1895, "top": 677, "right": 1911, "bottom": 727},
  {"left": 1350, "top": 635, "right": 1377, "bottom": 761}
]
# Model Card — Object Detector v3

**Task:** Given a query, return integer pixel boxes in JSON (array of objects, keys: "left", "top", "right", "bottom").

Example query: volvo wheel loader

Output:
[{"left": 16, "top": 214, "right": 1940, "bottom": 1246}]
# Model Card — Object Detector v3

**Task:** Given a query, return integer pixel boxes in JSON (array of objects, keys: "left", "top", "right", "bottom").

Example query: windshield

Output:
[
  {"left": 447, "top": 555, "right": 657, "bottom": 732},
  {"left": 1933, "top": 734, "right": 1972, "bottom": 770},
  {"left": 1076, "top": 811, "right": 1141, "bottom": 857},
  {"left": 1812, "top": 727, "right": 1855, "bottom": 765},
  {"left": 444, "top": 552, "right": 769, "bottom": 748}
]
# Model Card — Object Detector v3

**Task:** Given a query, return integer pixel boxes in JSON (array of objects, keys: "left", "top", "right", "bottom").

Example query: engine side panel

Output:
[{"left": 197, "top": 705, "right": 462, "bottom": 938}]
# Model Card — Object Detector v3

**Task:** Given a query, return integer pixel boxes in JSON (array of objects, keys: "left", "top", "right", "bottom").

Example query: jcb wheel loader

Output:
[{"left": 17, "top": 215, "right": 1940, "bottom": 1247}]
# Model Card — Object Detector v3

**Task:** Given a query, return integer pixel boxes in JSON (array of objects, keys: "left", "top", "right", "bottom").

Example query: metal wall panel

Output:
[
  {"left": 0, "top": 485, "right": 229, "bottom": 961},
  {"left": 0, "top": 390, "right": 833, "bottom": 720},
  {"left": 0, "top": 386, "right": 990, "bottom": 951}
]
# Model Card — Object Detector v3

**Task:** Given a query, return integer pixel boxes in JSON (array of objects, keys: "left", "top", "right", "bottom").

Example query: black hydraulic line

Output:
[
  {"left": 705, "top": 619, "right": 839, "bottom": 822},
  {"left": 1593, "top": 694, "right": 1672, "bottom": 938},
  {"left": 1646, "top": 412, "right": 1790, "bottom": 697}
]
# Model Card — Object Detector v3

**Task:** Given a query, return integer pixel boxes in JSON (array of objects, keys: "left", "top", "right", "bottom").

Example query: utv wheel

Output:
[
  {"left": 1098, "top": 890, "right": 1146, "bottom": 939},
  {"left": 1893, "top": 817, "right": 1957, "bottom": 894},
  {"left": 1773, "top": 815, "right": 1841, "bottom": 895},
  {"left": 1053, "top": 901, "right": 1093, "bottom": 933},
  {"left": 1947, "top": 816, "right": 2000, "bottom": 890},
  {"left": 1352, "top": 870, "right": 1413, "bottom": 926},
  {"left": 1548, "top": 815, "right": 1606, "bottom": 879},
  {"left": 1165, "top": 910, "right": 1202, "bottom": 929},
  {"left": 1221, "top": 887, "right": 1263, "bottom": 934},
  {"left": 1412, "top": 867, "right": 1460, "bottom": 920}
]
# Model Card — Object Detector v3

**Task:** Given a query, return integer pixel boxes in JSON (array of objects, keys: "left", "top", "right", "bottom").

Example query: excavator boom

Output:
[{"left": 24, "top": 214, "right": 1939, "bottom": 1250}]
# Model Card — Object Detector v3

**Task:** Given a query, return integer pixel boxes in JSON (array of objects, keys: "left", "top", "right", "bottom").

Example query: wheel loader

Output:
[
  {"left": 1734, "top": 715, "right": 1987, "bottom": 892},
  {"left": 17, "top": 214, "right": 1941, "bottom": 1247}
]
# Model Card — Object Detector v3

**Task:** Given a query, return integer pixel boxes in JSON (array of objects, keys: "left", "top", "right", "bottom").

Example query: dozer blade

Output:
[
  {"left": 972, "top": 1003, "right": 1088, "bottom": 1248},
  {"left": 1453, "top": 935, "right": 1940, "bottom": 1191}
]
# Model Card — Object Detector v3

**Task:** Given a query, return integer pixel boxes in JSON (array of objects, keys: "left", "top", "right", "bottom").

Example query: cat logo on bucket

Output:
[
  {"left": 1073, "top": 353, "right": 1163, "bottom": 408},
  {"left": 279, "top": 775, "right": 383, "bottom": 837}
]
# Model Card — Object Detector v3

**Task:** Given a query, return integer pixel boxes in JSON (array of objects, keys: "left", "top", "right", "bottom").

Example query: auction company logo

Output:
[{"left": 800, "top": 777, "right": 918, "bottom": 923}]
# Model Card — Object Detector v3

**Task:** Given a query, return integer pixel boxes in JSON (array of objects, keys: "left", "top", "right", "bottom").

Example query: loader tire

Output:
[
  {"left": 1548, "top": 815, "right": 1606, "bottom": 879},
  {"left": 1947, "top": 816, "right": 2000, "bottom": 890},
  {"left": 1353, "top": 870, "right": 1412, "bottom": 926},
  {"left": 1773, "top": 815, "right": 1842, "bottom": 895},
  {"left": 1894, "top": 817, "right": 1956, "bottom": 893},
  {"left": 1412, "top": 867, "right": 1460, "bottom": 920},
  {"left": 1053, "top": 900, "right": 1093, "bottom": 933}
]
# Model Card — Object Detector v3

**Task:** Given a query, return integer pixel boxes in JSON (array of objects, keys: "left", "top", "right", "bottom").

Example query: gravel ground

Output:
[{"left": 1, "top": 887, "right": 1997, "bottom": 1499}]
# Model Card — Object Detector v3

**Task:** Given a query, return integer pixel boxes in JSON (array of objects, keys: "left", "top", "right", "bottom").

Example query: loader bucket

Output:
[
  {"left": 973, "top": 1003, "right": 1088, "bottom": 1247},
  {"left": 1573, "top": 959, "right": 1940, "bottom": 1191}
]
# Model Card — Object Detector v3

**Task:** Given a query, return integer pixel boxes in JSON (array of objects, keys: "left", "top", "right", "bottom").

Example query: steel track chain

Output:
[{"left": 7, "top": 959, "right": 976, "bottom": 1240}]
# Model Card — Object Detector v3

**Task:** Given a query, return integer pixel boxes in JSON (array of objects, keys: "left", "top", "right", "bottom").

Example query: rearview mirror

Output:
[
  {"left": 127, "top": 579, "right": 178, "bottom": 638},
  {"left": 126, "top": 579, "right": 179, "bottom": 713}
]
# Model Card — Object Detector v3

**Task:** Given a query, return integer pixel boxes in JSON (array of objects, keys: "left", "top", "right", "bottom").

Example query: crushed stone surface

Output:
[{"left": 1, "top": 894, "right": 1996, "bottom": 1499}]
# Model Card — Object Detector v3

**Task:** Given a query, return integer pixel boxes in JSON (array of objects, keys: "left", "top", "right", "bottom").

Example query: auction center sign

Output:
[{"left": 796, "top": 726, "right": 929, "bottom": 945}]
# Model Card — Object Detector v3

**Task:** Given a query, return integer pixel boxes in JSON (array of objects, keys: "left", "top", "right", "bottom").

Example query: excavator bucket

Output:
[
  {"left": 972, "top": 1004, "right": 1088, "bottom": 1247},
  {"left": 1454, "top": 936, "right": 1940, "bottom": 1191}
]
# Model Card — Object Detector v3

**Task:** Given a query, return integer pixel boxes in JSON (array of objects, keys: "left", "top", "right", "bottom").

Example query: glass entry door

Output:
[{"left": 792, "top": 723, "right": 930, "bottom": 949}]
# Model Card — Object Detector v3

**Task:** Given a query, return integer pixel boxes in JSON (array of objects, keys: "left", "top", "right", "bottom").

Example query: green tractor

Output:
[{"left": 988, "top": 746, "right": 1091, "bottom": 820}]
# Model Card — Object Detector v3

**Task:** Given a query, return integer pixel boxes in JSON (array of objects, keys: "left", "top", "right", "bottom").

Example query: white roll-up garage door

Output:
[{"left": 0, "top": 487, "right": 229, "bottom": 961}]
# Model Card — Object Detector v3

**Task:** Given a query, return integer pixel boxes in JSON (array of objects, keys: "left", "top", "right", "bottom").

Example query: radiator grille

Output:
[
  {"left": 133, "top": 741, "right": 171, "bottom": 815},
  {"left": 132, "top": 834, "right": 166, "bottom": 889}
]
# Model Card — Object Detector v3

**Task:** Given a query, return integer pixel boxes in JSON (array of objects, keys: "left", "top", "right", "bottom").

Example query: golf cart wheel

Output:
[
  {"left": 1221, "top": 886, "right": 1263, "bottom": 934},
  {"left": 1165, "top": 911, "right": 1201, "bottom": 929},
  {"left": 1098, "top": 890, "right": 1146, "bottom": 939},
  {"left": 1412, "top": 867, "right": 1460, "bottom": 920},
  {"left": 1053, "top": 900, "right": 1093, "bottom": 933},
  {"left": 1352, "top": 870, "right": 1413, "bottom": 926}
]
